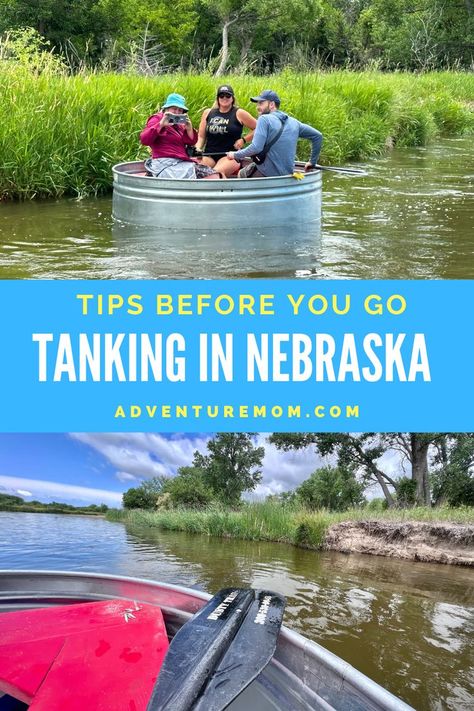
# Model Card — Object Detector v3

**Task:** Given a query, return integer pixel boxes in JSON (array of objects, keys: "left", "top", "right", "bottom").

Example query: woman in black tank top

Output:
[{"left": 196, "top": 85, "right": 256, "bottom": 177}]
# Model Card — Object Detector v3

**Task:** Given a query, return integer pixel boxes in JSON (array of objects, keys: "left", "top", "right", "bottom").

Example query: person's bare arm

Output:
[
  {"left": 196, "top": 109, "right": 211, "bottom": 151},
  {"left": 235, "top": 109, "right": 257, "bottom": 148}
]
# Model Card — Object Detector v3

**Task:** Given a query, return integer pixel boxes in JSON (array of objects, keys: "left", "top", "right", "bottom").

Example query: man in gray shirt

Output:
[{"left": 227, "top": 90, "right": 322, "bottom": 178}]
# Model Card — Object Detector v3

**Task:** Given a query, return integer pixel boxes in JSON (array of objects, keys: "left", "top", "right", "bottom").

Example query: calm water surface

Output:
[
  {"left": 0, "top": 138, "right": 472, "bottom": 279},
  {"left": 0, "top": 512, "right": 473, "bottom": 710}
]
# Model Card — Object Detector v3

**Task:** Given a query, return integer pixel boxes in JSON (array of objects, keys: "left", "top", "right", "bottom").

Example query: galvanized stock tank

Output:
[
  {"left": 0, "top": 570, "right": 413, "bottom": 711},
  {"left": 112, "top": 161, "right": 322, "bottom": 230}
]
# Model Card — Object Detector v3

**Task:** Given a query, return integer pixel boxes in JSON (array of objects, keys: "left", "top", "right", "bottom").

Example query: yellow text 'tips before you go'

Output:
[{"left": 75, "top": 292, "right": 407, "bottom": 318}]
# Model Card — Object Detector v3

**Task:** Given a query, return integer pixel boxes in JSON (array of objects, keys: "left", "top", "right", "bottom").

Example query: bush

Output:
[
  {"left": 164, "top": 466, "right": 215, "bottom": 509},
  {"left": 433, "top": 470, "right": 474, "bottom": 508},
  {"left": 122, "top": 476, "right": 169, "bottom": 509},
  {"left": 0, "top": 28, "right": 66, "bottom": 74},
  {"left": 296, "top": 466, "right": 365, "bottom": 512},
  {"left": 396, "top": 477, "right": 417, "bottom": 508},
  {"left": 0, "top": 493, "right": 24, "bottom": 508},
  {"left": 365, "top": 498, "right": 388, "bottom": 511},
  {"left": 294, "top": 514, "right": 328, "bottom": 547}
]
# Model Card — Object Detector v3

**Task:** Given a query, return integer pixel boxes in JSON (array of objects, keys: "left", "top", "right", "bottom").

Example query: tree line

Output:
[
  {"left": 122, "top": 432, "right": 474, "bottom": 512},
  {"left": 0, "top": 0, "right": 472, "bottom": 72},
  {"left": 0, "top": 493, "right": 109, "bottom": 514}
]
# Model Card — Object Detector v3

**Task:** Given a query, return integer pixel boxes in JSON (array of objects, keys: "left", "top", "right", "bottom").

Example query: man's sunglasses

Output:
[{"left": 218, "top": 92, "right": 232, "bottom": 98}]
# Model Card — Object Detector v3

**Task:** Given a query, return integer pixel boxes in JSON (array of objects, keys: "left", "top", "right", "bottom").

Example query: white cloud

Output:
[
  {"left": 0, "top": 433, "right": 411, "bottom": 510},
  {"left": 69, "top": 432, "right": 330, "bottom": 496},
  {"left": 116, "top": 471, "right": 139, "bottom": 483},
  {"left": 0, "top": 475, "right": 122, "bottom": 506},
  {"left": 70, "top": 433, "right": 210, "bottom": 481},
  {"left": 255, "top": 434, "right": 329, "bottom": 495}
]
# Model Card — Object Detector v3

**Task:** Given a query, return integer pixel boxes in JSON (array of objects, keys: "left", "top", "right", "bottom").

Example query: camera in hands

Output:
[{"left": 166, "top": 113, "right": 188, "bottom": 125}]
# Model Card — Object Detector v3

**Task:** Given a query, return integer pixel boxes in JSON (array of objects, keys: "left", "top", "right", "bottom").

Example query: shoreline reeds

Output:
[
  {"left": 106, "top": 503, "right": 474, "bottom": 549},
  {"left": 1, "top": 69, "right": 473, "bottom": 200}
]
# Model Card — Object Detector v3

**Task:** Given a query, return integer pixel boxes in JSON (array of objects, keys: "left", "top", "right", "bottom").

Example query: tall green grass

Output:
[
  {"left": 1, "top": 69, "right": 473, "bottom": 199},
  {"left": 106, "top": 503, "right": 474, "bottom": 550}
]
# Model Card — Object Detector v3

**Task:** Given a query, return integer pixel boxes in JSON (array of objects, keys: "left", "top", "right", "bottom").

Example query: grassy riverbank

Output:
[
  {"left": 0, "top": 494, "right": 108, "bottom": 515},
  {"left": 1, "top": 69, "right": 473, "bottom": 199},
  {"left": 106, "top": 503, "right": 474, "bottom": 549},
  {"left": 0, "top": 505, "right": 104, "bottom": 515}
]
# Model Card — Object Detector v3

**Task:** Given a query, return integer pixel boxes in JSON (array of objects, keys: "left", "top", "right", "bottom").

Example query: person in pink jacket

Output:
[{"left": 140, "top": 93, "right": 216, "bottom": 179}]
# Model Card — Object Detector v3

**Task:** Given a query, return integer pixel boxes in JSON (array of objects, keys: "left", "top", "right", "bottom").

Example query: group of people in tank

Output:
[{"left": 140, "top": 86, "right": 323, "bottom": 180}]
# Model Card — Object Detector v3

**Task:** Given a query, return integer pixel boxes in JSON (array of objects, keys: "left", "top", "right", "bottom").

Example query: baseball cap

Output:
[
  {"left": 217, "top": 85, "right": 234, "bottom": 96},
  {"left": 250, "top": 90, "right": 281, "bottom": 106}
]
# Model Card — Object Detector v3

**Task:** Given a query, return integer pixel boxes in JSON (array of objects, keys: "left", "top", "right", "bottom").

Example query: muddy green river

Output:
[
  {"left": 1, "top": 512, "right": 473, "bottom": 710},
  {"left": 0, "top": 140, "right": 473, "bottom": 707},
  {"left": 0, "top": 138, "right": 472, "bottom": 279}
]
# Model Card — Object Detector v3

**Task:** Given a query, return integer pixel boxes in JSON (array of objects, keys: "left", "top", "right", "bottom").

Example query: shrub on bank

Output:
[
  {"left": 294, "top": 513, "right": 329, "bottom": 548},
  {"left": 1, "top": 68, "right": 473, "bottom": 199}
]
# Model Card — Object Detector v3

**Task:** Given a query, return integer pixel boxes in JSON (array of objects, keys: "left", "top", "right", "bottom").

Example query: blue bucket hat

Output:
[{"left": 162, "top": 92, "right": 188, "bottom": 112}]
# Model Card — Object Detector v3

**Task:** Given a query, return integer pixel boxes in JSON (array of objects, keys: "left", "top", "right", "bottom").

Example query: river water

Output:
[
  {"left": 0, "top": 138, "right": 472, "bottom": 279},
  {"left": 0, "top": 511, "right": 472, "bottom": 710}
]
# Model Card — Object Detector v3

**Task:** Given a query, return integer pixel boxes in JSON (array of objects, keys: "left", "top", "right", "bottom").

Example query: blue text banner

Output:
[{"left": 0, "top": 280, "right": 471, "bottom": 432}]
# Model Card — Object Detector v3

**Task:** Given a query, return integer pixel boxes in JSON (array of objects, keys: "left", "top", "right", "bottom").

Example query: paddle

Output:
[
  {"left": 196, "top": 151, "right": 227, "bottom": 157},
  {"left": 312, "top": 163, "right": 367, "bottom": 175},
  {"left": 193, "top": 150, "right": 366, "bottom": 174},
  {"left": 146, "top": 587, "right": 286, "bottom": 711}
]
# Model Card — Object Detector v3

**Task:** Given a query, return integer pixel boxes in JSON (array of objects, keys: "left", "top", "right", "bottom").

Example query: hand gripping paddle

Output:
[{"left": 147, "top": 588, "right": 286, "bottom": 711}]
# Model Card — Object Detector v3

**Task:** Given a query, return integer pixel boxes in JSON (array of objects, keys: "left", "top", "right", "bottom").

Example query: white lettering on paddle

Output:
[
  {"left": 254, "top": 596, "right": 272, "bottom": 625},
  {"left": 207, "top": 590, "right": 240, "bottom": 620}
]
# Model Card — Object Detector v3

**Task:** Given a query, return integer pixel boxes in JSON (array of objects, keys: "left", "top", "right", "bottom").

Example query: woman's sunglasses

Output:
[{"left": 218, "top": 93, "right": 232, "bottom": 99}]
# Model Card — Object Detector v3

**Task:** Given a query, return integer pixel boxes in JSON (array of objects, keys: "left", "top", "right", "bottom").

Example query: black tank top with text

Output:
[{"left": 205, "top": 107, "right": 242, "bottom": 154}]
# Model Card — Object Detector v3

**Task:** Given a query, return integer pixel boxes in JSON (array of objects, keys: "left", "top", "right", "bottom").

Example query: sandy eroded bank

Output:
[{"left": 324, "top": 521, "right": 474, "bottom": 566}]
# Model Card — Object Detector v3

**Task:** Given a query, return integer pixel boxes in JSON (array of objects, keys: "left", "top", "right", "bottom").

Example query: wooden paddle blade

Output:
[
  {"left": 192, "top": 590, "right": 286, "bottom": 711},
  {"left": 147, "top": 588, "right": 255, "bottom": 711}
]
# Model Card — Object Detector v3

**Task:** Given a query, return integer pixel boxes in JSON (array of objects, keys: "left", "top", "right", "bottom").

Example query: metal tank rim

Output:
[
  {"left": 0, "top": 569, "right": 413, "bottom": 711},
  {"left": 112, "top": 161, "right": 322, "bottom": 230}
]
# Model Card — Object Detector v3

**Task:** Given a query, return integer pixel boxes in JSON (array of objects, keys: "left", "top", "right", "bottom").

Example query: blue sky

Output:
[{"left": 0, "top": 433, "right": 331, "bottom": 507}]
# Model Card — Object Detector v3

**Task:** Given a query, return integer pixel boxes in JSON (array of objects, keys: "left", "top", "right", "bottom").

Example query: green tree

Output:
[
  {"left": 384, "top": 433, "right": 436, "bottom": 506},
  {"left": 122, "top": 475, "right": 169, "bottom": 509},
  {"left": 109, "top": 0, "right": 199, "bottom": 67},
  {"left": 395, "top": 477, "right": 417, "bottom": 507},
  {"left": 269, "top": 432, "right": 455, "bottom": 508},
  {"left": 365, "top": 497, "right": 388, "bottom": 511},
  {"left": 0, "top": 493, "right": 24, "bottom": 508},
  {"left": 1, "top": 0, "right": 472, "bottom": 69},
  {"left": 296, "top": 465, "right": 365, "bottom": 511},
  {"left": 0, "top": 27, "right": 66, "bottom": 72},
  {"left": 352, "top": 0, "right": 473, "bottom": 69},
  {"left": 266, "top": 490, "right": 297, "bottom": 506},
  {"left": 269, "top": 433, "right": 398, "bottom": 506},
  {"left": 193, "top": 433, "right": 264, "bottom": 506},
  {"left": 0, "top": 0, "right": 112, "bottom": 53},
  {"left": 163, "top": 466, "right": 215, "bottom": 508},
  {"left": 200, "top": 0, "right": 321, "bottom": 74},
  {"left": 0, "top": 0, "right": 198, "bottom": 65},
  {"left": 431, "top": 433, "right": 474, "bottom": 507}
]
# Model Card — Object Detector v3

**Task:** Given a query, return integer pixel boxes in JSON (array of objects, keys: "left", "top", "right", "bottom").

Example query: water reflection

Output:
[
  {"left": 92, "top": 526, "right": 474, "bottom": 711},
  {"left": 1, "top": 138, "right": 472, "bottom": 279},
  {"left": 111, "top": 221, "right": 322, "bottom": 279}
]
